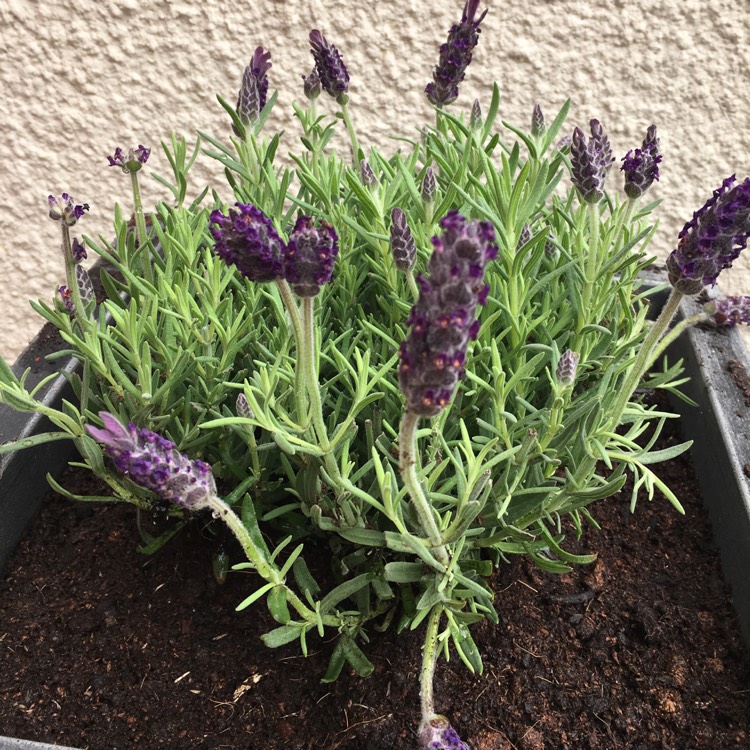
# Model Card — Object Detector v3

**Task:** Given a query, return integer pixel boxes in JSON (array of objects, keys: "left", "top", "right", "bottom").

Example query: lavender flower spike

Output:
[
  {"left": 570, "top": 127, "right": 606, "bottom": 204},
  {"left": 399, "top": 210, "right": 497, "bottom": 417},
  {"left": 309, "top": 30, "right": 349, "bottom": 102},
  {"left": 87, "top": 412, "right": 216, "bottom": 511},
  {"left": 666, "top": 175, "right": 750, "bottom": 294},
  {"left": 589, "top": 119, "right": 614, "bottom": 174},
  {"left": 703, "top": 295, "right": 750, "bottom": 327},
  {"left": 236, "top": 46, "right": 272, "bottom": 130},
  {"left": 48, "top": 193, "right": 89, "bottom": 226},
  {"left": 556, "top": 349, "right": 580, "bottom": 388},
  {"left": 284, "top": 215, "right": 339, "bottom": 297},
  {"left": 621, "top": 124, "right": 662, "bottom": 200},
  {"left": 531, "top": 103, "right": 546, "bottom": 137},
  {"left": 107, "top": 145, "right": 151, "bottom": 173},
  {"left": 390, "top": 208, "right": 417, "bottom": 271},
  {"left": 210, "top": 203, "right": 285, "bottom": 283},
  {"left": 425, "top": 0, "right": 488, "bottom": 107},
  {"left": 419, "top": 715, "right": 470, "bottom": 750},
  {"left": 302, "top": 67, "right": 321, "bottom": 100}
]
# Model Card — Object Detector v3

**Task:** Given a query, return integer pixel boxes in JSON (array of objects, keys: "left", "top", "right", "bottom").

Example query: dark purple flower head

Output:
[
  {"left": 210, "top": 203, "right": 285, "bottom": 283},
  {"left": 531, "top": 103, "right": 546, "bottom": 137},
  {"left": 235, "top": 46, "right": 272, "bottom": 130},
  {"left": 284, "top": 215, "right": 339, "bottom": 297},
  {"left": 107, "top": 145, "right": 150, "bottom": 174},
  {"left": 309, "top": 30, "right": 349, "bottom": 102},
  {"left": 425, "top": 0, "right": 487, "bottom": 107},
  {"left": 48, "top": 193, "right": 89, "bottom": 226},
  {"left": 71, "top": 237, "right": 87, "bottom": 263},
  {"left": 621, "top": 125, "right": 662, "bottom": 200},
  {"left": 57, "top": 285, "right": 74, "bottom": 312},
  {"left": 419, "top": 715, "right": 470, "bottom": 750},
  {"left": 302, "top": 67, "right": 322, "bottom": 100},
  {"left": 87, "top": 412, "right": 216, "bottom": 511},
  {"left": 667, "top": 175, "right": 750, "bottom": 294},
  {"left": 390, "top": 208, "right": 417, "bottom": 272},
  {"left": 703, "top": 294, "right": 750, "bottom": 327},
  {"left": 570, "top": 125, "right": 607, "bottom": 204},
  {"left": 399, "top": 210, "right": 497, "bottom": 417}
]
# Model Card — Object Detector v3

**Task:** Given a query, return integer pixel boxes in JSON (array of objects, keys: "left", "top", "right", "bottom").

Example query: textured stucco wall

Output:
[{"left": 1, "top": 0, "right": 749, "bottom": 362}]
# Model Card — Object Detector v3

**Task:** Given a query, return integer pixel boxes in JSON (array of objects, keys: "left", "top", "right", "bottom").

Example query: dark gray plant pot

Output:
[{"left": 1, "top": 287, "right": 749, "bottom": 749}]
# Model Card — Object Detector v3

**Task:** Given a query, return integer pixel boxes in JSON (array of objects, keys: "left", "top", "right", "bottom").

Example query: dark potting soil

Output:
[{"left": 1, "top": 412, "right": 749, "bottom": 750}]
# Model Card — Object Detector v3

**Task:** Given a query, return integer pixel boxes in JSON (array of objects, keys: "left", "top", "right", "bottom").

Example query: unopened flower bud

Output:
[
  {"left": 531, "top": 103, "right": 546, "bottom": 137},
  {"left": 236, "top": 393, "right": 255, "bottom": 419},
  {"left": 390, "top": 208, "right": 417, "bottom": 271},
  {"left": 421, "top": 167, "right": 437, "bottom": 203},
  {"left": 302, "top": 67, "right": 321, "bottom": 100},
  {"left": 76, "top": 265, "right": 95, "bottom": 310},
  {"left": 556, "top": 349, "right": 580, "bottom": 388},
  {"left": 517, "top": 223, "right": 532, "bottom": 249},
  {"left": 235, "top": 47, "right": 272, "bottom": 132},
  {"left": 360, "top": 159, "right": 377, "bottom": 188},
  {"left": 470, "top": 98, "right": 482, "bottom": 130}
]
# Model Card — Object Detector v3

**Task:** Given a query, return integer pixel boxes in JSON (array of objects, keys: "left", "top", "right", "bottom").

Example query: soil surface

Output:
[{"left": 1, "top": 410, "right": 749, "bottom": 749}]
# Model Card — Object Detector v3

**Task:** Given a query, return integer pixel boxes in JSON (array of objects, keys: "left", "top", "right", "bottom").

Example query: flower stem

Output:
[
  {"left": 130, "top": 170, "right": 153, "bottom": 284},
  {"left": 399, "top": 410, "right": 449, "bottom": 566},
  {"left": 61, "top": 225, "right": 89, "bottom": 336},
  {"left": 419, "top": 604, "right": 443, "bottom": 722},
  {"left": 275, "top": 279, "right": 307, "bottom": 423},
  {"left": 339, "top": 99, "right": 361, "bottom": 165},
  {"left": 611, "top": 286, "right": 685, "bottom": 420}
]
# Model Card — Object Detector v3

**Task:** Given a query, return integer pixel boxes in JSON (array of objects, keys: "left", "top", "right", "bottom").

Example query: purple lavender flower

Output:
[
  {"left": 419, "top": 715, "right": 470, "bottom": 750},
  {"left": 666, "top": 175, "right": 750, "bottom": 294},
  {"left": 107, "top": 145, "right": 150, "bottom": 173},
  {"left": 71, "top": 237, "right": 87, "bottom": 263},
  {"left": 390, "top": 208, "right": 417, "bottom": 272},
  {"left": 210, "top": 203, "right": 285, "bottom": 283},
  {"left": 556, "top": 349, "right": 580, "bottom": 388},
  {"left": 703, "top": 295, "right": 750, "bottom": 327},
  {"left": 87, "top": 412, "right": 216, "bottom": 511},
  {"left": 235, "top": 46, "right": 272, "bottom": 130},
  {"left": 284, "top": 215, "right": 339, "bottom": 297},
  {"left": 531, "top": 103, "right": 546, "bottom": 137},
  {"left": 57, "top": 285, "right": 74, "bottom": 312},
  {"left": 570, "top": 125, "right": 608, "bottom": 204},
  {"left": 425, "top": 0, "right": 487, "bottom": 107},
  {"left": 399, "top": 210, "right": 497, "bottom": 417},
  {"left": 589, "top": 119, "right": 614, "bottom": 174},
  {"left": 48, "top": 193, "right": 89, "bottom": 226},
  {"left": 302, "top": 67, "right": 321, "bottom": 100},
  {"left": 309, "top": 30, "right": 349, "bottom": 102},
  {"left": 621, "top": 125, "right": 662, "bottom": 200}
]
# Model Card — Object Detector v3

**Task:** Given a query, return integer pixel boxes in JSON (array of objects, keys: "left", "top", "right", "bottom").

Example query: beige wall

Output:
[{"left": 2, "top": 0, "right": 749, "bottom": 362}]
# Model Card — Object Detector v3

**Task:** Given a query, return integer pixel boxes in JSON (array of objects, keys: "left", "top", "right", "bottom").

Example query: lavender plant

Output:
[{"left": 2, "top": 1, "right": 749, "bottom": 746}]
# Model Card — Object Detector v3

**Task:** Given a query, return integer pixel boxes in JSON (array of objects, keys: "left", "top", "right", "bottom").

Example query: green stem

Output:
[
  {"left": 275, "top": 279, "right": 307, "bottom": 423},
  {"left": 339, "top": 99, "right": 361, "bottom": 165},
  {"left": 206, "top": 494, "right": 338, "bottom": 626},
  {"left": 399, "top": 410, "right": 449, "bottom": 566},
  {"left": 646, "top": 311, "right": 706, "bottom": 372},
  {"left": 406, "top": 270, "right": 420, "bottom": 302},
  {"left": 130, "top": 170, "right": 153, "bottom": 284},
  {"left": 611, "top": 287, "right": 685, "bottom": 421},
  {"left": 61, "top": 225, "right": 88, "bottom": 336},
  {"left": 300, "top": 296, "right": 346, "bottom": 490},
  {"left": 419, "top": 605, "right": 443, "bottom": 722}
]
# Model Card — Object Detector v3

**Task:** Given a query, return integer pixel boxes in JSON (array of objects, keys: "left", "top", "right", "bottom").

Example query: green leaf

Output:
[
  {"left": 267, "top": 585, "right": 291, "bottom": 624},
  {"left": 236, "top": 582, "right": 275, "bottom": 612}
]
